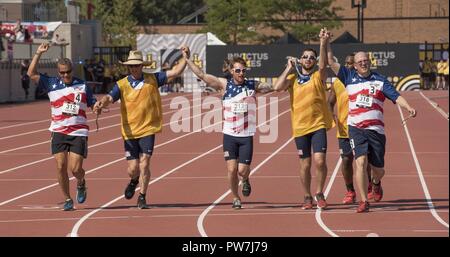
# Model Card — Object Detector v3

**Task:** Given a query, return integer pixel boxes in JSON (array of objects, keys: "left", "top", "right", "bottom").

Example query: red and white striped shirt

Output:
[{"left": 40, "top": 75, "right": 96, "bottom": 136}]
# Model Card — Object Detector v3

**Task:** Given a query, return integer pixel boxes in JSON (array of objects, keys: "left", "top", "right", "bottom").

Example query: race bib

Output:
[
  {"left": 62, "top": 101, "right": 80, "bottom": 115},
  {"left": 231, "top": 102, "right": 248, "bottom": 113},
  {"left": 356, "top": 94, "right": 373, "bottom": 108}
]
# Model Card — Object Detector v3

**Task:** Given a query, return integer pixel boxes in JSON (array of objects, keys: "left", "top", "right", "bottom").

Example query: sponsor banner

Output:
[{"left": 1, "top": 21, "right": 62, "bottom": 40}]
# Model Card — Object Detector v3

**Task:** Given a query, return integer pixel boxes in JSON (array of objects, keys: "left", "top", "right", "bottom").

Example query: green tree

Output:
[
  {"left": 78, "top": 0, "right": 137, "bottom": 47},
  {"left": 256, "top": 0, "right": 342, "bottom": 43},
  {"left": 203, "top": 0, "right": 259, "bottom": 45},
  {"left": 133, "top": 0, "right": 204, "bottom": 24}
]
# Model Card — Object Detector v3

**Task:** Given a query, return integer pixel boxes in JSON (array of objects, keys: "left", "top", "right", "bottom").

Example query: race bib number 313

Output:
[{"left": 356, "top": 94, "right": 373, "bottom": 108}]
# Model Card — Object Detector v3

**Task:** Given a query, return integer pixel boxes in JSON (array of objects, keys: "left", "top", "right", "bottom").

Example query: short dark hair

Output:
[{"left": 302, "top": 48, "right": 317, "bottom": 57}]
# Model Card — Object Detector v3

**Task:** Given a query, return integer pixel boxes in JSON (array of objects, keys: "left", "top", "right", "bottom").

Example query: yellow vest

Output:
[
  {"left": 117, "top": 74, "right": 162, "bottom": 140},
  {"left": 444, "top": 61, "right": 449, "bottom": 75},
  {"left": 332, "top": 79, "right": 349, "bottom": 138},
  {"left": 437, "top": 62, "right": 446, "bottom": 74},
  {"left": 287, "top": 71, "right": 334, "bottom": 137}
]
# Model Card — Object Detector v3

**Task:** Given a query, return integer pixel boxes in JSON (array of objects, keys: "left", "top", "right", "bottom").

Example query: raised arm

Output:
[
  {"left": 181, "top": 47, "right": 227, "bottom": 91},
  {"left": 324, "top": 29, "right": 341, "bottom": 75},
  {"left": 166, "top": 45, "right": 189, "bottom": 81},
  {"left": 273, "top": 58, "right": 295, "bottom": 91},
  {"left": 318, "top": 28, "right": 328, "bottom": 81},
  {"left": 27, "top": 42, "right": 49, "bottom": 84}
]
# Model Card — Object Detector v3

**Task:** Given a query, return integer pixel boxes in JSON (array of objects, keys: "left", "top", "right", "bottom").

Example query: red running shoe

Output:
[
  {"left": 342, "top": 190, "right": 356, "bottom": 204},
  {"left": 372, "top": 182, "right": 383, "bottom": 202},
  {"left": 302, "top": 196, "right": 313, "bottom": 210},
  {"left": 356, "top": 201, "right": 370, "bottom": 213},
  {"left": 315, "top": 193, "right": 328, "bottom": 210},
  {"left": 367, "top": 182, "right": 374, "bottom": 200}
]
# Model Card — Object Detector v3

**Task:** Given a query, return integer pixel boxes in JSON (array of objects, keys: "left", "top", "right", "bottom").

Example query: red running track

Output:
[{"left": 0, "top": 91, "right": 447, "bottom": 237}]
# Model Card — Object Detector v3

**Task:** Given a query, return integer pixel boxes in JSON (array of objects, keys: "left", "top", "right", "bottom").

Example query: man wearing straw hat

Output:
[{"left": 94, "top": 47, "right": 190, "bottom": 209}]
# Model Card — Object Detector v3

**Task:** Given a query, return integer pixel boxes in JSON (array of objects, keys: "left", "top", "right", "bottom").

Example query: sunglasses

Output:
[
  {"left": 356, "top": 60, "right": 370, "bottom": 65},
  {"left": 129, "top": 64, "right": 142, "bottom": 68},
  {"left": 233, "top": 68, "right": 247, "bottom": 74},
  {"left": 58, "top": 70, "right": 72, "bottom": 75},
  {"left": 301, "top": 55, "right": 316, "bottom": 61}
]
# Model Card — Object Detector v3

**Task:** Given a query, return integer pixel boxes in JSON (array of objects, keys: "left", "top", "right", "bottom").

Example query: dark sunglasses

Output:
[
  {"left": 301, "top": 55, "right": 316, "bottom": 61},
  {"left": 233, "top": 68, "right": 247, "bottom": 74},
  {"left": 58, "top": 69, "right": 72, "bottom": 75}
]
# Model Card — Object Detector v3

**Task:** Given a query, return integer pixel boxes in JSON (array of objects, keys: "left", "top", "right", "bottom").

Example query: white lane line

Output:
[
  {"left": 0, "top": 92, "right": 249, "bottom": 153},
  {"left": 419, "top": 91, "right": 449, "bottom": 120},
  {"left": 397, "top": 104, "right": 449, "bottom": 228},
  {"left": 0, "top": 96, "right": 198, "bottom": 141},
  {"left": 197, "top": 137, "right": 293, "bottom": 237},
  {"left": 71, "top": 98, "right": 290, "bottom": 237},
  {"left": 314, "top": 157, "right": 341, "bottom": 237},
  {"left": 69, "top": 145, "right": 223, "bottom": 237},
  {"left": 0, "top": 95, "right": 287, "bottom": 228},
  {"left": 0, "top": 94, "right": 187, "bottom": 131},
  {"left": 0, "top": 96, "right": 230, "bottom": 173}
]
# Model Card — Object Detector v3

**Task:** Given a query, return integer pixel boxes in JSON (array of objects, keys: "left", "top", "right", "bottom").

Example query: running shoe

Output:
[
  {"left": 315, "top": 193, "right": 328, "bottom": 210},
  {"left": 342, "top": 190, "right": 356, "bottom": 204},
  {"left": 76, "top": 179, "right": 87, "bottom": 204},
  {"left": 124, "top": 177, "right": 139, "bottom": 200},
  {"left": 302, "top": 196, "right": 313, "bottom": 210},
  {"left": 232, "top": 199, "right": 242, "bottom": 209},
  {"left": 242, "top": 179, "right": 252, "bottom": 197},
  {"left": 137, "top": 194, "right": 149, "bottom": 209},
  {"left": 372, "top": 182, "right": 383, "bottom": 202},
  {"left": 356, "top": 201, "right": 370, "bottom": 213},
  {"left": 63, "top": 198, "right": 74, "bottom": 211},
  {"left": 367, "top": 182, "right": 374, "bottom": 200}
]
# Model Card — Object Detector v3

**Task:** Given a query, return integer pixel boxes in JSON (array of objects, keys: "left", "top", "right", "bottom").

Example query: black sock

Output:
[
  {"left": 131, "top": 177, "right": 139, "bottom": 184},
  {"left": 139, "top": 193, "right": 145, "bottom": 198},
  {"left": 346, "top": 183, "right": 355, "bottom": 192}
]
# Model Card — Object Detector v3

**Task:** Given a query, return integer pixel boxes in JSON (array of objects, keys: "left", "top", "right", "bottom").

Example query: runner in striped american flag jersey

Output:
[
  {"left": 182, "top": 49, "right": 273, "bottom": 209},
  {"left": 28, "top": 43, "right": 96, "bottom": 211},
  {"left": 324, "top": 28, "right": 417, "bottom": 213}
]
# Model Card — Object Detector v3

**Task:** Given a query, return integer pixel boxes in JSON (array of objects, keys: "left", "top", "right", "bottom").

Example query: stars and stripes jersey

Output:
[
  {"left": 332, "top": 78, "right": 349, "bottom": 138},
  {"left": 222, "top": 79, "right": 257, "bottom": 137},
  {"left": 38, "top": 74, "right": 96, "bottom": 136},
  {"left": 337, "top": 66, "right": 400, "bottom": 135},
  {"left": 287, "top": 71, "right": 334, "bottom": 137}
]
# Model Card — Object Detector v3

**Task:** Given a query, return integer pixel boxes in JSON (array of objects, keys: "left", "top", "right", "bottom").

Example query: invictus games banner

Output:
[{"left": 206, "top": 43, "right": 420, "bottom": 90}]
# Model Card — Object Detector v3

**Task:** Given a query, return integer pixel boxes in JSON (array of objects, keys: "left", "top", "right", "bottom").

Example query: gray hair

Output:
[{"left": 57, "top": 58, "right": 73, "bottom": 69}]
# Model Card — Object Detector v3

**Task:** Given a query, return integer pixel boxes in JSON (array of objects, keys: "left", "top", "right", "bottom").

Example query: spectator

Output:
[
  {"left": 51, "top": 34, "right": 68, "bottom": 45},
  {"left": 444, "top": 59, "right": 449, "bottom": 90},
  {"left": 21, "top": 59, "right": 31, "bottom": 99},
  {"left": 436, "top": 59, "right": 446, "bottom": 90},
  {"left": 421, "top": 58, "right": 432, "bottom": 90},
  {"left": 0, "top": 22, "right": 5, "bottom": 61},
  {"left": 15, "top": 26, "right": 25, "bottom": 43},
  {"left": 94, "top": 59, "right": 105, "bottom": 93}
]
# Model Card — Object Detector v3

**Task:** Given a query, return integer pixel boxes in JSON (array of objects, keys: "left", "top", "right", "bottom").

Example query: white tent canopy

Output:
[{"left": 207, "top": 32, "right": 226, "bottom": 45}]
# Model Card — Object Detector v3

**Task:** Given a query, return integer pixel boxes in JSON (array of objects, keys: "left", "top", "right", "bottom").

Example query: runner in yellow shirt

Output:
[
  {"left": 274, "top": 29, "right": 334, "bottom": 210},
  {"left": 94, "top": 48, "right": 189, "bottom": 209}
]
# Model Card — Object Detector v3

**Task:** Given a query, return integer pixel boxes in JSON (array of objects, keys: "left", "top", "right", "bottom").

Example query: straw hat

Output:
[{"left": 119, "top": 50, "right": 151, "bottom": 65}]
